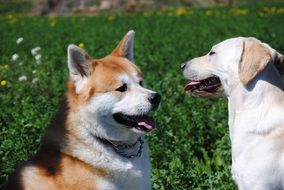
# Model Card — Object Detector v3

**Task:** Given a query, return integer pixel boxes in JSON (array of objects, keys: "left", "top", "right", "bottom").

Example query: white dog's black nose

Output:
[
  {"left": 181, "top": 62, "right": 187, "bottom": 70},
  {"left": 148, "top": 93, "right": 161, "bottom": 109}
]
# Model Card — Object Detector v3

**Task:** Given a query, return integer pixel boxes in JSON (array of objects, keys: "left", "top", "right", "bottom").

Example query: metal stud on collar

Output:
[
  {"left": 112, "top": 137, "right": 144, "bottom": 159},
  {"left": 96, "top": 136, "right": 144, "bottom": 159}
]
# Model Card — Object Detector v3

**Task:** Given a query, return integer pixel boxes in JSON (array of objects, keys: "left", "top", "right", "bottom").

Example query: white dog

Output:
[{"left": 181, "top": 37, "right": 284, "bottom": 190}]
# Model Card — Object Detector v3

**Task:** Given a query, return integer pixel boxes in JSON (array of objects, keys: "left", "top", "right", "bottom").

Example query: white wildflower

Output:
[
  {"left": 36, "top": 60, "right": 42, "bottom": 65},
  {"left": 32, "top": 78, "right": 38, "bottom": 84},
  {"left": 18, "top": 75, "right": 27, "bottom": 81},
  {"left": 32, "top": 70, "right": 37, "bottom": 74},
  {"left": 16, "top": 37, "right": 24, "bottom": 44},
  {"left": 35, "top": 54, "right": 41, "bottom": 60},
  {"left": 31, "top": 47, "right": 41, "bottom": 56},
  {"left": 11, "top": 53, "right": 19, "bottom": 61}
]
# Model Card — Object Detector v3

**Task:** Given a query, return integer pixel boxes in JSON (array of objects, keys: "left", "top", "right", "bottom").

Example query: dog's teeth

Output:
[{"left": 191, "top": 85, "right": 198, "bottom": 90}]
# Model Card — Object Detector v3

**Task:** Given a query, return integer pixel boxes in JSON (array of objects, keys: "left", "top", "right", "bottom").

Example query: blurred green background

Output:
[{"left": 1, "top": 0, "right": 284, "bottom": 189}]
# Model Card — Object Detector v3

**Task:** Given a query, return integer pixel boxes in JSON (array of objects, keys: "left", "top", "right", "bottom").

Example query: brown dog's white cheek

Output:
[{"left": 67, "top": 57, "right": 141, "bottom": 109}]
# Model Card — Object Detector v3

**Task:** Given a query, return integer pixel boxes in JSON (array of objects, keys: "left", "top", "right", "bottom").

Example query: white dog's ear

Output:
[
  {"left": 111, "top": 30, "right": 135, "bottom": 62},
  {"left": 239, "top": 40, "right": 271, "bottom": 85},
  {"left": 67, "top": 44, "right": 93, "bottom": 82}
]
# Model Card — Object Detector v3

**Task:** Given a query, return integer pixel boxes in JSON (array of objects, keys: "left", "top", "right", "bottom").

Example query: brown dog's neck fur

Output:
[
  {"left": 3, "top": 93, "right": 109, "bottom": 190},
  {"left": 3, "top": 96, "right": 69, "bottom": 190}
]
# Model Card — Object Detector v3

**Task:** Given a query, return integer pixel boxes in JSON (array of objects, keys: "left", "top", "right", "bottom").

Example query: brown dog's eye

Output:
[
  {"left": 115, "top": 83, "right": 127, "bottom": 92},
  {"left": 209, "top": 51, "right": 216, "bottom": 56},
  {"left": 139, "top": 81, "right": 144, "bottom": 87}
]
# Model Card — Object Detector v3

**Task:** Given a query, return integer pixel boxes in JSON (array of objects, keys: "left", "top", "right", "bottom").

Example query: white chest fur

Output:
[
  {"left": 64, "top": 133, "right": 152, "bottom": 190},
  {"left": 97, "top": 148, "right": 152, "bottom": 190},
  {"left": 229, "top": 97, "right": 284, "bottom": 190}
]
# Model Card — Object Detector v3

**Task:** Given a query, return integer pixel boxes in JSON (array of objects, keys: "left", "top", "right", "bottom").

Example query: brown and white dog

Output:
[
  {"left": 181, "top": 37, "right": 284, "bottom": 190},
  {"left": 3, "top": 31, "right": 161, "bottom": 190}
]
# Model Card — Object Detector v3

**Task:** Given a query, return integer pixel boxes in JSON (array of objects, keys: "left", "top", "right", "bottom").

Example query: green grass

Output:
[{"left": 1, "top": 3, "right": 284, "bottom": 189}]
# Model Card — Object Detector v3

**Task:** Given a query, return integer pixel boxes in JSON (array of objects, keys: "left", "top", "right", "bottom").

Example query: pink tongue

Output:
[
  {"left": 138, "top": 122, "right": 153, "bottom": 130},
  {"left": 137, "top": 117, "right": 155, "bottom": 131},
  {"left": 189, "top": 81, "right": 201, "bottom": 85}
]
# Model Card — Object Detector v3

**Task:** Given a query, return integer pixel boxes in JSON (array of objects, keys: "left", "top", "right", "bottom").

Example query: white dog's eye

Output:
[
  {"left": 115, "top": 83, "right": 127, "bottom": 92},
  {"left": 209, "top": 51, "right": 216, "bottom": 56}
]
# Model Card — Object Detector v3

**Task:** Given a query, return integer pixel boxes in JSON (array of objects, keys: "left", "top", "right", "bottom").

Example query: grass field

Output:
[{"left": 1, "top": 2, "right": 284, "bottom": 189}]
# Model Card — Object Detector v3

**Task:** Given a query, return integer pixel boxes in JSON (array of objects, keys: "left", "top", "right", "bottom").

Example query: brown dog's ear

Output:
[
  {"left": 111, "top": 30, "right": 135, "bottom": 62},
  {"left": 239, "top": 40, "right": 271, "bottom": 85},
  {"left": 68, "top": 44, "right": 93, "bottom": 82}
]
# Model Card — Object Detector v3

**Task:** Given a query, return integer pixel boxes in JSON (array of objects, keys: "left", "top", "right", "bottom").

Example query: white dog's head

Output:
[
  {"left": 181, "top": 37, "right": 284, "bottom": 97},
  {"left": 66, "top": 31, "right": 161, "bottom": 142}
]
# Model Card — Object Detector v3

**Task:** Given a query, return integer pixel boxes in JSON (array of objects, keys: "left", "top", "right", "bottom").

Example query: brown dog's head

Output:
[{"left": 66, "top": 31, "right": 161, "bottom": 141}]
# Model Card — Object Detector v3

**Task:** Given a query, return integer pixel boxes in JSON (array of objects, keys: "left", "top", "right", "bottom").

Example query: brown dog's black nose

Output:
[
  {"left": 148, "top": 93, "right": 161, "bottom": 109},
  {"left": 181, "top": 62, "right": 187, "bottom": 70}
]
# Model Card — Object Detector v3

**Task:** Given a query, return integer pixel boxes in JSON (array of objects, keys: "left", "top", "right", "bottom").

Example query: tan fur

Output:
[
  {"left": 112, "top": 34, "right": 133, "bottom": 58},
  {"left": 20, "top": 55, "right": 127, "bottom": 190},
  {"left": 22, "top": 154, "right": 107, "bottom": 190},
  {"left": 239, "top": 40, "right": 271, "bottom": 85},
  {"left": 4, "top": 31, "right": 155, "bottom": 190},
  {"left": 66, "top": 55, "right": 142, "bottom": 109}
]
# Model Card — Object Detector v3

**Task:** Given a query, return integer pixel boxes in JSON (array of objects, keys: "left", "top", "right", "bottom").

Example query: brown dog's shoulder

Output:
[
  {"left": 2, "top": 163, "right": 26, "bottom": 190},
  {"left": 3, "top": 144, "right": 62, "bottom": 189},
  {"left": 3, "top": 97, "right": 68, "bottom": 189}
]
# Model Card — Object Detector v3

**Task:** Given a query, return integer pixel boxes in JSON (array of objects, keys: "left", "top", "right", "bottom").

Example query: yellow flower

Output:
[
  {"left": 258, "top": 11, "right": 264, "bottom": 17},
  {"left": 143, "top": 11, "right": 150, "bottom": 17},
  {"left": 230, "top": 8, "right": 249, "bottom": 16},
  {"left": 107, "top": 16, "right": 115, "bottom": 21},
  {"left": 205, "top": 10, "right": 213, "bottom": 16},
  {"left": 50, "top": 21, "right": 56, "bottom": 27},
  {"left": 175, "top": 7, "right": 187, "bottom": 16},
  {"left": 7, "top": 14, "right": 14, "bottom": 20},
  {"left": 261, "top": 7, "right": 284, "bottom": 15},
  {"left": 277, "top": 8, "right": 284, "bottom": 14},
  {"left": 3, "top": 64, "right": 9, "bottom": 69},
  {"left": 7, "top": 14, "right": 18, "bottom": 25},
  {"left": 1, "top": 80, "right": 7, "bottom": 86},
  {"left": 49, "top": 16, "right": 57, "bottom": 27},
  {"left": 271, "top": 7, "right": 276, "bottom": 14},
  {"left": 79, "top": 43, "right": 85, "bottom": 49},
  {"left": 0, "top": 64, "right": 8, "bottom": 69}
]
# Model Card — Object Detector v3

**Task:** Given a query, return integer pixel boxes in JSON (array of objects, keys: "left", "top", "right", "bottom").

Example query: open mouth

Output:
[
  {"left": 113, "top": 113, "right": 155, "bottom": 132},
  {"left": 184, "top": 76, "right": 221, "bottom": 97}
]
